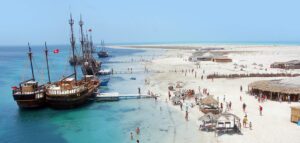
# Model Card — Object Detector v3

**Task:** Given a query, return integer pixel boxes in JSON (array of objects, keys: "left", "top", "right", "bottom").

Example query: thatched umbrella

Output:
[{"left": 200, "top": 96, "right": 219, "bottom": 106}]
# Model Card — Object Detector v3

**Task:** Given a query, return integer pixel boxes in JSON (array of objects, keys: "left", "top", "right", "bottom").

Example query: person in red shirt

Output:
[{"left": 259, "top": 106, "right": 263, "bottom": 116}]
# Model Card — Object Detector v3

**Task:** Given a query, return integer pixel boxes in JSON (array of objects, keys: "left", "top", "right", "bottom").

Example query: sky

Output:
[{"left": 0, "top": 0, "right": 300, "bottom": 45}]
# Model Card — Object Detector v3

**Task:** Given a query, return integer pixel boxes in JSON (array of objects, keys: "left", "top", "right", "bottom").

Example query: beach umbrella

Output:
[{"left": 200, "top": 96, "right": 219, "bottom": 105}]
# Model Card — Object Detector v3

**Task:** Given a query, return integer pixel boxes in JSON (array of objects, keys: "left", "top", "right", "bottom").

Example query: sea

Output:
[{"left": 0, "top": 45, "right": 203, "bottom": 143}]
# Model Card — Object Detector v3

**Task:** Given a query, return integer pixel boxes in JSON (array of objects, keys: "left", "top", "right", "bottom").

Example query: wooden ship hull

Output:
[
  {"left": 46, "top": 88, "right": 92, "bottom": 109},
  {"left": 12, "top": 80, "right": 46, "bottom": 109},
  {"left": 12, "top": 91, "right": 45, "bottom": 108},
  {"left": 46, "top": 76, "right": 100, "bottom": 109}
]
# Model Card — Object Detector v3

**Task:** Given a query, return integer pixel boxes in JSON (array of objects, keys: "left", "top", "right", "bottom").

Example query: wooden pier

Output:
[{"left": 95, "top": 92, "right": 154, "bottom": 102}]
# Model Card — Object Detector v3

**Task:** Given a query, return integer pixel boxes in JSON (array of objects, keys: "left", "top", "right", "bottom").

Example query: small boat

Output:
[
  {"left": 100, "top": 78, "right": 110, "bottom": 86},
  {"left": 97, "top": 40, "right": 109, "bottom": 58},
  {"left": 130, "top": 77, "right": 136, "bottom": 80},
  {"left": 98, "top": 51, "right": 108, "bottom": 58},
  {"left": 99, "top": 69, "right": 112, "bottom": 75}
]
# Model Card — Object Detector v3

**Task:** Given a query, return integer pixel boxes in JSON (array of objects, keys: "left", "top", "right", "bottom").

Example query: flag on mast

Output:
[{"left": 53, "top": 49, "right": 59, "bottom": 54}]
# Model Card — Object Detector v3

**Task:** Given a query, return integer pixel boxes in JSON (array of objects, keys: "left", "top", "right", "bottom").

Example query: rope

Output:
[{"left": 33, "top": 58, "right": 44, "bottom": 83}]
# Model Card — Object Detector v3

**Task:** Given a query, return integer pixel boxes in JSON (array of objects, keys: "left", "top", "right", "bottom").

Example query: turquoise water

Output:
[{"left": 0, "top": 45, "right": 188, "bottom": 143}]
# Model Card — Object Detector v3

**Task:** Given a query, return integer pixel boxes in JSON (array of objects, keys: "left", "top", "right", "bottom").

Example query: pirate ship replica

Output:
[
  {"left": 97, "top": 40, "right": 109, "bottom": 58},
  {"left": 45, "top": 15, "right": 100, "bottom": 109},
  {"left": 12, "top": 43, "right": 46, "bottom": 108},
  {"left": 79, "top": 16, "right": 101, "bottom": 76}
]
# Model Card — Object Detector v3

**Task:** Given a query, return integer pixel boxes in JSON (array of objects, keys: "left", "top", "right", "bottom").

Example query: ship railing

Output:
[
  {"left": 13, "top": 86, "right": 44, "bottom": 95},
  {"left": 47, "top": 86, "right": 86, "bottom": 96}
]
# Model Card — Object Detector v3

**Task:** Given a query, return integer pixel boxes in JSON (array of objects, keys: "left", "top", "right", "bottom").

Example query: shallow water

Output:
[{"left": 1, "top": 45, "right": 210, "bottom": 143}]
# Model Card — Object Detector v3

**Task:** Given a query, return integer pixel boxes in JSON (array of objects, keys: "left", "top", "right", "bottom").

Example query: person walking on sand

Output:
[
  {"left": 243, "top": 103, "right": 246, "bottom": 112},
  {"left": 223, "top": 95, "right": 226, "bottom": 102},
  {"left": 249, "top": 122, "right": 252, "bottom": 130},
  {"left": 138, "top": 87, "right": 141, "bottom": 95},
  {"left": 168, "top": 91, "right": 171, "bottom": 100},
  {"left": 240, "top": 85, "right": 243, "bottom": 92},
  {"left": 240, "top": 96, "right": 242, "bottom": 101},
  {"left": 243, "top": 115, "right": 248, "bottom": 128},
  {"left": 229, "top": 101, "right": 232, "bottom": 110},
  {"left": 136, "top": 127, "right": 140, "bottom": 135},
  {"left": 259, "top": 105, "right": 263, "bottom": 116},
  {"left": 185, "top": 111, "right": 189, "bottom": 121},
  {"left": 130, "top": 132, "right": 133, "bottom": 140},
  {"left": 180, "top": 102, "right": 183, "bottom": 111},
  {"left": 220, "top": 102, "right": 223, "bottom": 111}
]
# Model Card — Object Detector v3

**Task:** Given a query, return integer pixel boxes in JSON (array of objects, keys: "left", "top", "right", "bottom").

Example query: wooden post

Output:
[{"left": 270, "top": 92, "right": 273, "bottom": 100}]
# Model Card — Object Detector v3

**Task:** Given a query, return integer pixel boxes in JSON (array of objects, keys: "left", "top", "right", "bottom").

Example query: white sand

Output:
[{"left": 120, "top": 44, "right": 300, "bottom": 143}]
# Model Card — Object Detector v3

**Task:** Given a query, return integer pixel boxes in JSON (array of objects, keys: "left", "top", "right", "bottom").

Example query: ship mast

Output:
[
  {"left": 79, "top": 15, "right": 85, "bottom": 60},
  {"left": 85, "top": 32, "right": 90, "bottom": 59},
  {"left": 89, "top": 29, "right": 93, "bottom": 52},
  {"left": 69, "top": 14, "right": 77, "bottom": 81},
  {"left": 44, "top": 42, "right": 51, "bottom": 83},
  {"left": 28, "top": 43, "right": 35, "bottom": 81}
]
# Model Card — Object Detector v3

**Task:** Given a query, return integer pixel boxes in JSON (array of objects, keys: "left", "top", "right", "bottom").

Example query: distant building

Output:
[
  {"left": 212, "top": 57, "right": 232, "bottom": 63},
  {"left": 270, "top": 60, "right": 300, "bottom": 69},
  {"left": 189, "top": 52, "right": 214, "bottom": 62}
]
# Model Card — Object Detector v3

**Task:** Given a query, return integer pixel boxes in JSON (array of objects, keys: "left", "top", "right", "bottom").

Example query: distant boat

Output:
[
  {"left": 130, "top": 77, "right": 136, "bottom": 80},
  {"left": 98, "top": 40, "right": 109, "bottom": 58}
]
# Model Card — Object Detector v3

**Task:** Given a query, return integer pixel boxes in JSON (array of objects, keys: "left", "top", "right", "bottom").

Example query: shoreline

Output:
[{"left": 110, "top": 44, "right": 300, "bottom": 50}]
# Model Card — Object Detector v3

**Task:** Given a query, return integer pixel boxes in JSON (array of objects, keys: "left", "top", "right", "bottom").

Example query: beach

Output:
[
  {"left": 1, "top": 44, "right": 300, "bottom": 143},
  {"left": 114, "top": 44, "right": 300, "bottom": 143}
]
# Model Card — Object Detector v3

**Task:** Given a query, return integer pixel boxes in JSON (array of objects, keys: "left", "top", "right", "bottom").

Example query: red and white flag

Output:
[
  {"left": 53, "top": 49, "right": 59, "bottom": 54},
  {"left": 11, "top": 86, "right": 18, "bottom": 90}
]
